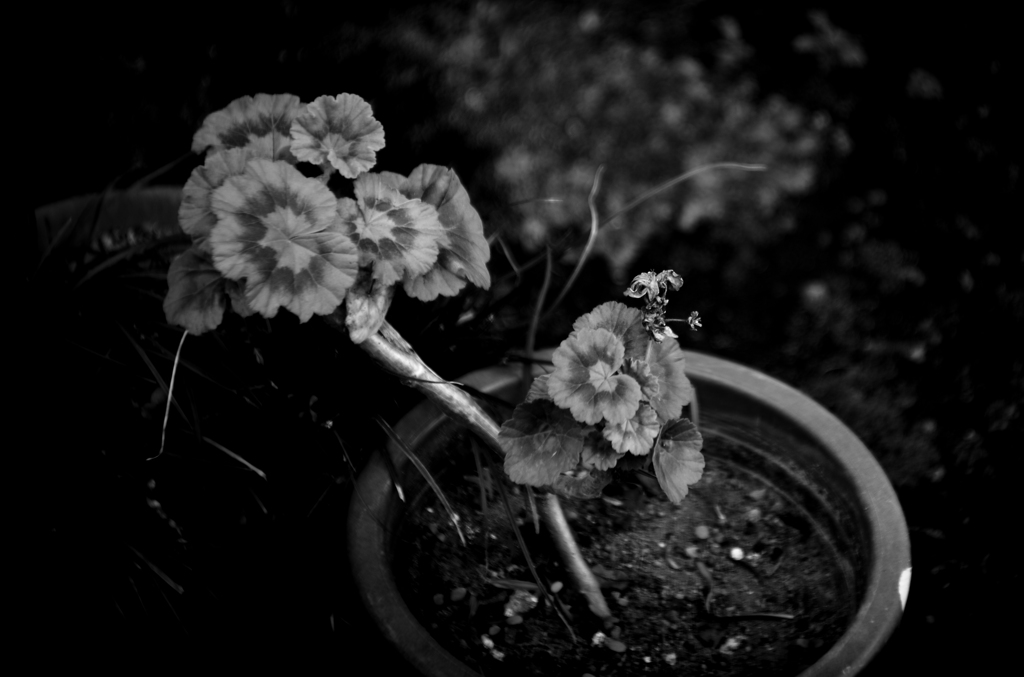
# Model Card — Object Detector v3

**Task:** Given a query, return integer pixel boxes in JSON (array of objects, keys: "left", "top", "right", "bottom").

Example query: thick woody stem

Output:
[
  {"left": 540, "top": 493, "right": 613, "bottom": 619},
  {"left": 347, "top": 318, "right": 611, "bottom": 619}
]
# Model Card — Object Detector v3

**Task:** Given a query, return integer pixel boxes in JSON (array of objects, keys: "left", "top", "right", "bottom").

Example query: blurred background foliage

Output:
[{"left": 25, "top": 0, "right": 1018, "bottom": 672}]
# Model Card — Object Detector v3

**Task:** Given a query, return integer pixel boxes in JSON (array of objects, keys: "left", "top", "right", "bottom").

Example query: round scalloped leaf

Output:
[
  {"left": 622, "top": 358, "right": 659, "bottom": 401},
  {"left": 572, "top": 302, "right": 650, "bottom": 363},
  {"left": 192, "top": 93, "right": 304, "bottom": 162},
  {"left": 548, "top": 327, "right": 642, "bottom": 426},
  {"left": 395, "top": 164, "right": 491, "bottom": 301},
  {"left": 179, "top": 148, "right": 256, "bottom": 252},
  {"left": 653, "top": 418, "right": 705, "bottom": 503},
  {"left": 500, "top": 400, "right": 586, "bottom": 487},
  {"left": 289, "top": 94, "right": 385, "bottom": 178},
  {"left": 163, "top": 247, "right": 228, "bottom": 334},
  {"left": 336, "top": 173, "right": 445, "bottom": 287},
  {"left": 603, "top": 403, "right": 660, "bottom": 455},
  {"left": 209, "top": 159, "right": 358, "bottom": 322},
  {"left": 649, "top": 337, "right": 694, "bottom": 423}
]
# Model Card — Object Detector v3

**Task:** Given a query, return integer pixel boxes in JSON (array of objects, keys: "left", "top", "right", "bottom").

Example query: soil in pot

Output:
[{"left": 393, "top": 424, "right": 857, "bottom": 676}]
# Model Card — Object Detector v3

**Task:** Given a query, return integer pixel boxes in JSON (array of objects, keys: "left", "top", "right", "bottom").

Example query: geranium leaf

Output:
[
  {"left": 649, "top": 337, "right": 694, "bottom": 423},
  {"left": 572, "top": 301, "right": 650, "bottom": 362},
  {"left": 210, "top": 159, "right": 358, "bottom": 322},
  {"left": 581, "top": 434, "right": 622, "bottom": 471},
  {"left": 622, "top": 358, "right": 659, "bottom": 401},
  {"left": 500, "top": 400, "right": 586, "bottom": 487},
  {"left": 344, "top": 269, "right": 396, "bottom": 344},
  {"left": 163, "top": 247, "right": 227, "bottom": 335},
  {"left": 179, "top": 148, "right": 256, "bottom": 253},
  {"left": 548, "top": 327, "right": 641, "bottom": 425},
  {"left": 396, "top": 164, "right": 491, "bottom": 300},
  {"left": 603, "top": 403, "right": 660, "bottom": 455},
  {"left": 336, "top": 173, "right": 446, "bottom": 287},
  {"left": 224, "top": 278, "right": 255, "bottom": 317},
  {"left": 548, "top": 469, "right": 612, "bottom": 500},
  {"left": 653, "top": 418, "right": 705, "bottom": 503},
  {"left": 524, "top": 374, "right": 551, "bottom": 403},
  {"left": 192, "top": 93, "right": 304, "bottom": 162},
  {"left": 289, "top": 94, "right": 385, "bottom": 178}
]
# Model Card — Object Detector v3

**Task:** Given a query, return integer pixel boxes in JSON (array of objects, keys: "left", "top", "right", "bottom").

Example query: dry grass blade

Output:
[
  {"left": 526, "top": 486, "right": 540, "bottom": 535},
  {"left": 375, "top": 416, "right": 465, "bottom": 546},
  {"left": 117, "top": 322, "right": 189, "bottom": 424},
  {"left": 151, "top": 330, "right": 187, "bottom": 460},
  {"left": 129, "top": 545, "right": 184, "bottom": 594},
  {"left": 543, "top": 165, "right": 604, "bottom": 319},
  {"left": 523, "top": 245, "right": 554, "bottom": 398},
  {"left": 202, "top": 435, "right": 267, "bottom": 480},
  {"left": 598, "top": 162, "right": 766, "bottom": 230},
  {"left": 489, "top": 452, "right": 577, "bottom": 641}
]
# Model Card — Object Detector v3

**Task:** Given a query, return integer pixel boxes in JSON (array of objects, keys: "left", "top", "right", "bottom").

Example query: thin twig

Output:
[
  {"left": 542, "top": 165, "right": 604, "bottom": 318},
  {"left": 151, "top": 330, "right": 188, "bottom": 461},
  {"left": 202, "top": 436, "right": 267, "bottom": 480},
  {"left": 377, "top": 416, "right": 466, "bottom": 546}
]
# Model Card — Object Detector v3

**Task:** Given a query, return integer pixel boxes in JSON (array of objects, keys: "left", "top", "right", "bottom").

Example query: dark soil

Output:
[{"left": 395, "top": 430, "right": 855, "bottom": 676}]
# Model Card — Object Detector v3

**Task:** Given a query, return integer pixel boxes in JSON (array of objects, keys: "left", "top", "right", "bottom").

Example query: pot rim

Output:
[{"left": 348, "top": 350, "right": 910, "bottom": 677}]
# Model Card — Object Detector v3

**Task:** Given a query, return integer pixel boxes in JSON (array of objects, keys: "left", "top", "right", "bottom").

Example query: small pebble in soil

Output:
[
  {"left": 481, "top": 635, "right": 495, "bottom": 649},
  {"left": 719, "top": 635, "right": 747, "bottom": 655},
  {"left": 748, "top": 488, "right": 767, "bottom": 500},
  {"left": 489, "top": 625, "right": 501, "bottom": 636},
  {"left": 695, "top": 525, "right": 710, "bottom": 540},
  {"left": 684, "top": 545, "right": 701, "bottom": 558},
  {"left": 730, "top": 547, "right": 745, "bottom": 560},
  {"left": 664, "top": 652, "right": 678, "bottom": 666},
  {"left": 450, "top": 586, "right": 467, "bottom": 601},
  {"left": 592, "top": 632, "right": 606, "bottom": 646},
  {"left": 606, "top": 639, "right": 627, "bottom": 653},
  {"left": 433, "top": 593, "right": 444, "bottom": 605},
  {"left": 746, "top": 507, "right": 763, "bottom": 522},
  {"left": 507, "top": 614, "right": 523, "bottom": 625},
  {"left": 550, "top": 581, "right": 563, "bottom": 593}
]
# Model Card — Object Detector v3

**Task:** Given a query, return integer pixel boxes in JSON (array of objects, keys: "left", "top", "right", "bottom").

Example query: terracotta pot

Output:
[{"left": 348, "top": 350, "right": 910, "bottom": 676}]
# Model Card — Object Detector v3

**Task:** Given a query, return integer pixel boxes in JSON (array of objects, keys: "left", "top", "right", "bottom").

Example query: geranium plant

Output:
[
  {"left": 500, "top": 270, "right": 705, "bottom": 505},
  {"left": 163, "top": 91, "right": 708, "bottom": 626}
]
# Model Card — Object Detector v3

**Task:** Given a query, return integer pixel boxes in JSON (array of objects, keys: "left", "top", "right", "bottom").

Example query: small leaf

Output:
[
  {"left": 603, "top": 403, "right": 660, "bottom": 455},
  {"left": 336, "top": 173, "right": 446, "bottom": 287},
  {"left": 192, "top": 93, "right": 304, "bottom": 162},
  {"left": 524, "top": 374, "right": 551, "bottom": 402},
  {"left": 396, "top": 164, "right": 491, "bottom": 300},
  {"left": 572, "top": 301, "right": 650, "bottom": 363},
  {"left": 649, "top": 337, "right": 694, "bottom": 423},
  {"left": 163, "top": 247, "right": 227, "bottom": 334},
  {"left": 179, "top": 148, "right": 256, "bottom": 253},
  {"left": 345, "top": 269, "right": 395, "bottom": 344},
  {"left": 580, "top": 434, "right": 622, "bottom": 471},
  {"left": 653, "top": 418, "right": 705, "bottom": 503},
  {"left": 290, "top": 94, "right": 385, "bottom": 178},
  {"left": 548, "top": 468, "right": 612, "bottom": 499},
  {"left": 210, "top": 159, "right": 358, "bottom": 322},
  {"left": 500, "top": 400, "right": 586, "bottom": 487},
  {"left": 548, "top": 328, "right": 641, "bottom": 425}
]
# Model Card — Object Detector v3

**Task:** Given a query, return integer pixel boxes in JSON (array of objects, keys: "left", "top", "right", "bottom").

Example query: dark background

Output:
[{"left": 23, "top": 0, "right": 1019, "bottom": 673}]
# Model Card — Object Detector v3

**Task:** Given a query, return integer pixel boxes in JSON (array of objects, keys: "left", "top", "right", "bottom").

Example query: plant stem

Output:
[
  {"left": 352, "top": 319, "right": 612, "bottom": 620},
  {"left": 540, "top": 493, "right": 613, "bottom": 619}
]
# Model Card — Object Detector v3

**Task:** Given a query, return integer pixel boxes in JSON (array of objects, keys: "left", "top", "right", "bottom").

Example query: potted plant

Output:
[{"left": 159, "top": 92, "right": 909, "bottom": 675}]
